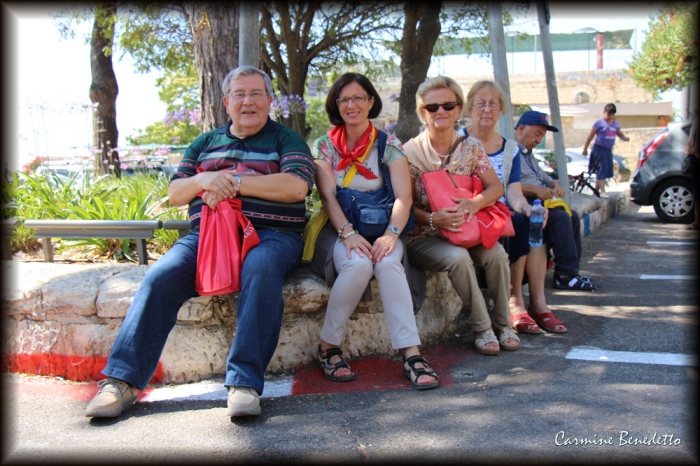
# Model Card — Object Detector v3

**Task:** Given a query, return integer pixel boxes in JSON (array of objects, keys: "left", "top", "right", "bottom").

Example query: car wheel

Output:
[{"left": 652, "top": 178, "right": 695, "bottom": 223}]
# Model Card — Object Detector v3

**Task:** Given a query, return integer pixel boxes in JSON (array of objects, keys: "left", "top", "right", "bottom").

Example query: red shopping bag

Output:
[
  {"left": 421, "top": 170, "right": 514, "bottom": 249},
  {"left": 196, "top": 197, "right": 260, "bottom": 296}
]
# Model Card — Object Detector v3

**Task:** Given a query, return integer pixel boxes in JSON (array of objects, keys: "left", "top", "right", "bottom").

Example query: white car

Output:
[{"left": 532, "top": 148, "right": 591, "bottom": 178}]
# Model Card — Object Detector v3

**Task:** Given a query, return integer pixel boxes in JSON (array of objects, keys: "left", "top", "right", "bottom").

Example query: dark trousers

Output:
[{"left": 545, "top": 208, "right": 581, "bottom": 278}]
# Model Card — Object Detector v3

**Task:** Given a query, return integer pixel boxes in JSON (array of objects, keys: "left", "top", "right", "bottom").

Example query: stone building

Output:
[{"left": 372, "top": 29, "right": 673, "bottom": 162}]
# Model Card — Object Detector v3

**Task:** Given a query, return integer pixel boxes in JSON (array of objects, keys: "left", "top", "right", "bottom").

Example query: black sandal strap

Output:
[
  {"left": 404, "top": 355, "right": 437, "bottom": 379},
  {"left": 321, "top": 347, "right": 344, "bottom": 359}
]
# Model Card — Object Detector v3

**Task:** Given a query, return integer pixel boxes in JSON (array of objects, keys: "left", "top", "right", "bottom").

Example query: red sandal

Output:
[
  {"left": 510, "top": 313, "right": 542, "bottom": 334},
  {"left": 527, "top": 309, "right": 567, "bottom": 334}
]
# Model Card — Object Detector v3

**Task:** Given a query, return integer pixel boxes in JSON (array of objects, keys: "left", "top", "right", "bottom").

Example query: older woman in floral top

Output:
[{"left": 403, "top": 76, "right": 519, "bottom": 355}]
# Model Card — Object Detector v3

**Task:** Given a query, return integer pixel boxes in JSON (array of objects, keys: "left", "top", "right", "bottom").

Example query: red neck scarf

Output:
[{"left": 328, "top": 123, "right": 378, "bottom": 180}]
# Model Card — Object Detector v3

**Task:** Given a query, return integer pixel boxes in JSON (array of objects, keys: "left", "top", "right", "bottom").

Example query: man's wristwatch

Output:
[
  {"left": 386, "top": 225, "right": 400, "bottom": 236},
  {"left": 232, "top": 175, "right": 241, "bottom": 192}
]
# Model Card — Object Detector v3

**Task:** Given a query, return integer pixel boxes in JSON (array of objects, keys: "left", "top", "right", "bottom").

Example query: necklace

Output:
[{"left": 437, "top": 152, "right": 450, "bottom": 169}]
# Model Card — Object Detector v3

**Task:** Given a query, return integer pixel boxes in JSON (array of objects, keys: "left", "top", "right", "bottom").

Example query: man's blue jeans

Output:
[{"left": 103, "top": 228, "right": 303, "bottom": 395}]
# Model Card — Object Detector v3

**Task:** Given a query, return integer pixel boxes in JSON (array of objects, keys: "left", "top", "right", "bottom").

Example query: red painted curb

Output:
[
  {"left": 3, "top": 353, "right": 164, "bottom": 384},
  {"left": 292, "top": 341, "right": 471, "bottom": 395}
]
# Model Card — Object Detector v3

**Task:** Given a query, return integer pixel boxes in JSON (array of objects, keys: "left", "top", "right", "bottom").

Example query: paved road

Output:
[{"left": 3, "top": 204, "right": 698, "bottom": 464}]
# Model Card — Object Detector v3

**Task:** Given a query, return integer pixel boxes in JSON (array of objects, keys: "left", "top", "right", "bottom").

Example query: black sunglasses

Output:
[{"left": 422, "top": 101, "right": 459, "bottom": 113}]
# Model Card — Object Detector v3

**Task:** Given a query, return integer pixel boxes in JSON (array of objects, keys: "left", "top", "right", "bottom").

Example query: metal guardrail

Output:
[
  {"left": 24, "top": 220, "right": 163, "bottom": 266},
  {"left": 161, "top": 220, "right": 191, "bottom": 239}
]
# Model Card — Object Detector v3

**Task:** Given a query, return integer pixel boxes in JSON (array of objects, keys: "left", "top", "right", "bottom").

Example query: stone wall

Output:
[
  {"left": 377, "top": 69, "right": 654, "bottom": 121},
  {"left": 3, "top": 262, "right": 464, "bottom": 385}
]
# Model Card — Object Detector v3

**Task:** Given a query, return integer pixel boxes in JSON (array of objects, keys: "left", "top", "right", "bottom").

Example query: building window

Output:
[{"left": 576, "top": 92, "right": 590, "bottom": 104}]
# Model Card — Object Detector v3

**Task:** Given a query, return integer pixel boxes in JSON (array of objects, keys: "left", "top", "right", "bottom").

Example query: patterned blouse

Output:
[{"left": 404, "top": 134, "right": 492, "bottom": 239}]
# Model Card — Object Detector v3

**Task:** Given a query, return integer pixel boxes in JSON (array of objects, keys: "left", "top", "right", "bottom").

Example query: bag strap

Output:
[
  {"left": 502, "top": 138, "right": 518, "bottom": 193},
  {"left": 373, "top": 130, "right": 393, "bottom": 193},
  {"left": 447, "top": 135, "right": 468, "bottom": 157}
]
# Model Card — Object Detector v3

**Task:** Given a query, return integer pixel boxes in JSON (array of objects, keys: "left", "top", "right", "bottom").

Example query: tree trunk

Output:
[
  {"left": 89, "top": 3, "right": 120, "bottom": 177},
  {"left": 188, "top": 3, "right": 239, "bottom": 132},
  {"left": 286, "top": 73, "right": 309, "bottom": 137},
  {"left": 395, "top": 3, "right": 442, "bottom": 144}
]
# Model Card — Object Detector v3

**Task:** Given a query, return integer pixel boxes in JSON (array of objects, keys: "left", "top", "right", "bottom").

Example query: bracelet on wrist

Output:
[
  {"left": 520, "top": 204, "right": 527, "bottom": 215},
  {"left": 337, "top": 222, "right": 352, "bottom": 236},
  {"left": 429, "top": 212, "right": 437, "bottom": 231},
  {"left": 339, "top": 230, "right": 358, "bottom": 242}
]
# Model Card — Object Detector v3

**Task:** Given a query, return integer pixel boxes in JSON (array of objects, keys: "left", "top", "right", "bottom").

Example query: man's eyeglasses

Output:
[
  {"left": 422, "top": 102, "right": 459, "bottom": 113},
  {"left": 473, "top": 101, "right": 500, "bottom": 111},
  {"left": 336, "top": 94, "right": 371, "bottom": 107},
  {"left": 227, "top": 91, "right": 269, "bottom": 101}
]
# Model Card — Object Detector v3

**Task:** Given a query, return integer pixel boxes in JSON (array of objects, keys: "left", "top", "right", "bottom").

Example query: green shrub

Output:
[{"left": 6, "top": 170, "right": 185, "bottom": 261}]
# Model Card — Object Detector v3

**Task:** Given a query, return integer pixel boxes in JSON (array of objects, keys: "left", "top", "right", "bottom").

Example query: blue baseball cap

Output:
[{"left": 515, "top": 110, "right": 559, "bottom": 132}]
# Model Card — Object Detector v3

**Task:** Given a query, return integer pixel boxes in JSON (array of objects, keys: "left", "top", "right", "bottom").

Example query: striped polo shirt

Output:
[{"left": 171, "top": 117, "right": 315, "bottom": 233}]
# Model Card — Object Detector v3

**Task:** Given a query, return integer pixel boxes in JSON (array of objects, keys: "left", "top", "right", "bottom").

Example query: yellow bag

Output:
[
  {"left": 302, "top": 200, "right": 328, "bottom": 262},
  {"left": 301, "top": 130, "right": 377, "bottom": 262},
  {"left": 544, "top": 198, "right": 572, "bottom": 217}
]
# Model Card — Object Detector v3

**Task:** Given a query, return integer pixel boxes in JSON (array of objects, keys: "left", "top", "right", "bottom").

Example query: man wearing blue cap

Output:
[{"left": 514, "top": 110, "right": 595, "bottom": 293}]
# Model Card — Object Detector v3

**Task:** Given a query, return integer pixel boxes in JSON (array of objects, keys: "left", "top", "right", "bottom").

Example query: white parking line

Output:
[
  {"left": 566, "top": 347, "right": 696, "bottom": 366},
  {"left": 141, "top": 379, "right": 293, "bottom": 403},
  {"left": 640, "top": 274, "right": 696, "bottom": 280},
  {"left": 646, "top": 241, "right": 697, "bottom": 245}
]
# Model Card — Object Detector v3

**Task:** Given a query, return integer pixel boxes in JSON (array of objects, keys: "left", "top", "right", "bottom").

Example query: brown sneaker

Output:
[
  {"left": 85, "top": 378, "right": 138, "bottom": 418},
  {"left": 226, "top": 386, "right": 261, "bottom": 417}
]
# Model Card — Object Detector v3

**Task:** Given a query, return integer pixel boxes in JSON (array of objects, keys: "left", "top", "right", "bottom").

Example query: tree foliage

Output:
[
  {"left": 120, "top": 3, "right": 238, "bottom": 131},
  {"left": 117, "top": 3, "right": 193, "bottom": 73},
  {"left": 127, "top": 64, "right": 201, "bottom": 145},
  {"left": 260, "top": 1, "right": 403, "bottom": 137},
  {"left": 394, "top": 1, "right": 494, "bottom": 142},
  {"left": 629, "top": 2, "right": 698, "bottom": 94}
]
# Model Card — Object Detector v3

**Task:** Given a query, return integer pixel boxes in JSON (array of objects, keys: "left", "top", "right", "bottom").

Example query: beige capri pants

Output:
[
  {"left": 406, "top": 236, "right": 510, "bottom": 333},
  {"left": 320, "top": 239, "right": 422, "bottom": 350}
]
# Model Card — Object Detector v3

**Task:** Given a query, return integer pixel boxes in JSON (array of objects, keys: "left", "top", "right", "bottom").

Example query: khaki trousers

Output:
[{"left": 407, "top": 236, "right": 511, "bottom": 332}]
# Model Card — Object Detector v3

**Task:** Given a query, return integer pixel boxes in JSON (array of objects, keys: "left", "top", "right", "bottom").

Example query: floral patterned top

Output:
[{"left": 403, "top": 132, "right": 492, "bottom": 240}]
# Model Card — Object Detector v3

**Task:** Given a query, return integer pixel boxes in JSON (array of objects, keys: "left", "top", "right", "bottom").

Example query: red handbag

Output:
[
  {"left": 196, "top": 197, "right": 260, "bottom": 296},
  {"left": 421, "top": 170, "right": 514, "bottom": 249}
]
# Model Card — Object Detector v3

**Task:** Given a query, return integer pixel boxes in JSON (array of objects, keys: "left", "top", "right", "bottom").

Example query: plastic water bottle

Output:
[{"left": 528, "top": 200, "right": 545, "bottom": 248}]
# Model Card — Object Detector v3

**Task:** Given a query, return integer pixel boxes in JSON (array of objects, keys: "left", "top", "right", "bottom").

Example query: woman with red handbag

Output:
[
  {"left": 403, "top": 76, "right": 519, "bottom": 355},
  {"left": 462, "top": 80, "right": 565, "bottom": 334}
]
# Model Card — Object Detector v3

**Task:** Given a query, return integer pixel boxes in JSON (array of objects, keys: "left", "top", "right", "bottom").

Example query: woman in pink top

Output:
[{"left": 582, "top": 103, "right": 630, "bottom": 197}]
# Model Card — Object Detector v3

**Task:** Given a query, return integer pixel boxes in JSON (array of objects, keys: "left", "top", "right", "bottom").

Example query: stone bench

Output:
[
  {"left": 2, "top": 260, "right": 467, "bottom": 385},
  {"left": 2, "top": 190, "right": 627, "bottom": 385}
]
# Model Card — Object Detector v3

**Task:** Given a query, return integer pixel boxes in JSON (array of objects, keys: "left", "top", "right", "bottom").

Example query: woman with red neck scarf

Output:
[{"left": 310, "top": 73, "right": 438, "bottom": 390}]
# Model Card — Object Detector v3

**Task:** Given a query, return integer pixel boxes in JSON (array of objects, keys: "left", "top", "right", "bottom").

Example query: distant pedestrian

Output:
[{"left": 582, "top": 103, "right": 630, "bottom": 197}]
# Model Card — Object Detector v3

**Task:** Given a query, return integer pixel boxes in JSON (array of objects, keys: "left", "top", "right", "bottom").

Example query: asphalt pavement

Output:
[{"left": 3, "top": 203, "right": 698, "bottom": 464}]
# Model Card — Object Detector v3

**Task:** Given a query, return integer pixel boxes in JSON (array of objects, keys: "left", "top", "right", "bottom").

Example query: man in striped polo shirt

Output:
[{"left": 85, "top": 66, "right": 316, "bottom": 419}]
